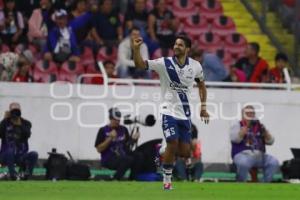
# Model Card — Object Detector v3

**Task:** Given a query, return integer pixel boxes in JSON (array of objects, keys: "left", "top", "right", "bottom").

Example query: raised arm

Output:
[{"left": 132, "top": 37, "right": 147, "bottom": 70}]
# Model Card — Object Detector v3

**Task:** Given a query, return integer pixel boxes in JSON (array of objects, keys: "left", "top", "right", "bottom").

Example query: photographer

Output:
[
  {"left": 94, "top": 107, "right": 142, "bottom": 180},
  {"left": 0, "top": 103, "right": 38, "bottom": 180},
  {"left": 230, "top": 105, "right": 279, "bottom": 182}
]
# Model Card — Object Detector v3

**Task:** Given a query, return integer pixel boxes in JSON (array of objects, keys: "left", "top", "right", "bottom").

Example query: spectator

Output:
[
  {"left": 230, "top": 105, "right": 279, "bottom": 182},
  {"left": 12, "top": 50, "right": 34, "bottom": 82},
  {"left": 28, "top": 0, "right": 55, "bottom": 51},
  {"left": 91, "top": 60, "right": 118, "bottom": 84},
  {"left": 148, "top": 0, "right": 178, "bottom": 50},
  {"left": 68, "top": 0, "right": 94, "bottom": 46},
  {"left": 174, "top": 124, "right": 203, "bottom": 182},
  {"left": 268, "top": 53, "right": 289, "bottom": 83},
  {"left": 0, "top": 0, "right": 25, "bottom": 49},
  {"left": 0, "top": 51, "right": 19, "bottom": 81},
  {"left": 190, "top": 49, "right": 229, "bottom": 82},
  {"left": 94, "top": 107, "right": 142, "bottom": 180},
  {"left": 117, "top": 26, "right": 150, "bottom": 79},
  {"left": 91, "top": 0, "right": 123, "bottom": 47},
  {"left": 124, "top": 0, "right": 148, "bottom": 36},
  {"left": 44, "top": 9, "right": 80, "bottom": 63},
  {"left": 0, "top": 102, "right": 38, "bottom": 180},
  {"left": 234, "top": 42, "right": 269, "bottom": 82}
]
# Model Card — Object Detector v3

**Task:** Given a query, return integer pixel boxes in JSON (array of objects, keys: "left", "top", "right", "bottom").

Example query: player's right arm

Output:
[{"left": 133, "top": 37, "right": 147, "bottom": 70}]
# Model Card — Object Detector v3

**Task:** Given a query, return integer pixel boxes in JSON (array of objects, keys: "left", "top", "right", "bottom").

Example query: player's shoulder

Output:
[{"left": 188, "top": 57, "right": 203, "bottom": 68}]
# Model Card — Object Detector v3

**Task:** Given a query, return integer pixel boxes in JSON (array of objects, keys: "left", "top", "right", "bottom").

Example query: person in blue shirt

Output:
[{"left": 190, "top": 49, "right": 229, "bottom": 82}]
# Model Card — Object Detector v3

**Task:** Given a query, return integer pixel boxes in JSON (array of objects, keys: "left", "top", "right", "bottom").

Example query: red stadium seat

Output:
[
  {"left": 33, "top": 70, "right": 58, "bottom": 83},
  {"left": 211, "top": 15, "right": 236, "bottom": 39},
  {"left": 57, "top": 71, "right": 77, "bottom": 83},
  {"left": 35, "top": 60, "right": 58, "bottom": 73},
  {"left": 191, "top": 0, "right": 205, "bottom": 5},
  {"left": 80, "top": 47, "right": 95, "bottom": 66},
  {"left": 151, "top": 48, "right": 173, "bottom": 59},
  {"left": 199, "top": 0, "right": 223, "bottom": 22},
  {"left": 172, "top": 0, "right": 198, "bottom": 20},
  {"left": 198, "top": 32, "right": 223, "bottom": 53},
  {"left": 224, "top": 33, "right": 247, "bottom": 58},
  {"left": 33, "top": 60, "right": 58, "bottom": 83},
  {"left": 183, "top": 15, "right": 210, "bottom": 40},
  {"left": 85, "top": 63, "right": 100, "bottom": 74},
  {"left": 60, "top": 61, "right": 85, "bottom": 75},
  {"left": 96, "top": 46, "right": 117, "bottom": 62}
]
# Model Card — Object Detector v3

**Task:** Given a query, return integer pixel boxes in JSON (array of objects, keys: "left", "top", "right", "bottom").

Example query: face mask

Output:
[{"left": 10, "top": 109, "right": 21, "bottom": 118}]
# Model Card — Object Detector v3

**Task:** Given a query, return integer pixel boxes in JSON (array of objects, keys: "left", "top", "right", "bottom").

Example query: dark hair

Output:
[
  {"left": 71, "top": 0, "right": 86, "bottom": 11},
  {"left": 103, "top": 60, "right": 115, "bottom": 67},
  {"left": 275, "top": 52, "right": 288, "bottom": 62},
  {"left": 109, "top": 107, "right": 121, "bottom": 120},
  {"left": 249, "top": 42, "right": 260, "bottom": 54},
  {"left": 175, "top": 35, "right": 192, "bottom": 48},
  {"left": 129, "top": 26, "right": 140, "bottom": 34}
]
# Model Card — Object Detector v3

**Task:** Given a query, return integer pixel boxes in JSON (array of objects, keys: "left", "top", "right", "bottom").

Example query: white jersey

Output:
[{"left": 146, "top": 56, "right": 204, "bottom": 120}]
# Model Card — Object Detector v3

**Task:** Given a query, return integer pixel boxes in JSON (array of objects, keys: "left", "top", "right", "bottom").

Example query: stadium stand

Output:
[{"left": 0, "top": 0, "right": 298, "bottom": 83}]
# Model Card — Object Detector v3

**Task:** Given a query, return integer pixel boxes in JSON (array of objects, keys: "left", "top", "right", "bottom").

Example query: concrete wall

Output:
[{"left": 1, "top": 82, "right": 300, "bottom": 164}]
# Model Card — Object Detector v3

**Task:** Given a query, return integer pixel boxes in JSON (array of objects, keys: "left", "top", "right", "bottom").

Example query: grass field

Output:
[{"left": 0, "top": 181, "right": 300, "bottom": 200}]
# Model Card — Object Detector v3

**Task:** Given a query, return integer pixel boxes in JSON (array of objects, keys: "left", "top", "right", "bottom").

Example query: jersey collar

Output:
[{"left": 172, "top": 56, "right": 189, "bottom": 69}]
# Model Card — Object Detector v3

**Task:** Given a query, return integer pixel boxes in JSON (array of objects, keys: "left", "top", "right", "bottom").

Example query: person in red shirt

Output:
[
  {"left": 268, "top": 53, "right": 288, "bottom": 83},
  {"left": 12, "top": 50, "right": 33, "bottom": 82},
  {"left": 91, "top": 60, "right": 118, "bottom": 85},
  {"left": 235, "top": 42, "right": 269, "bottom": 82}
]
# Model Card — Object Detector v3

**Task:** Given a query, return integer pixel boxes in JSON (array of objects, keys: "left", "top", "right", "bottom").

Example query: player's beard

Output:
[{"left": 174, "top": 48, "right": 183, "bottom": 57}]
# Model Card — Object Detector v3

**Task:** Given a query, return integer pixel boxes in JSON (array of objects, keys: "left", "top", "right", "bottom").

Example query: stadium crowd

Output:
[{"left": 0, "top": 0, "right": 291, "bottom": 84}]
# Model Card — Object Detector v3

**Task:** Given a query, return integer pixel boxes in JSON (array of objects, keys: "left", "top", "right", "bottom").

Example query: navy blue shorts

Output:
[{"left": 162, "top": 114, "right": 192, "bottom": 143}]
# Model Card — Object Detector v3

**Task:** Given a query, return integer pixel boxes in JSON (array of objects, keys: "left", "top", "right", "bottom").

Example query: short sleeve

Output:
[
  {"left": 146, "top": 57, "right": 165, "bottom": 74},
  {"left": 94, "top": 127, "right": 106, "bottom": 147},
  {"left": 195, "top": 62, "right": 205, "bottom": 82}
]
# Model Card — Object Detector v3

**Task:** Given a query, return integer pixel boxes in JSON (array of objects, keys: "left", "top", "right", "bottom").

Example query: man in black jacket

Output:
[{"left": 0, "top": 102, "right": 38, "bottom": 180}]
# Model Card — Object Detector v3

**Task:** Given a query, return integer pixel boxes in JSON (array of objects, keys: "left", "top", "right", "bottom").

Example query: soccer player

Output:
[{"left": 133, "top": 35, "right": 209, "bottom": 190}]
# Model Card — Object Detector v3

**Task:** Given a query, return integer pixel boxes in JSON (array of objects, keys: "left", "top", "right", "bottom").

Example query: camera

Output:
[{"left": 123, "top": 114, "right": 156, "bottom": 127}]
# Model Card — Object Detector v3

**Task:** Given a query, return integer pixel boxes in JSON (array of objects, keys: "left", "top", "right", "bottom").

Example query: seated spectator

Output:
[
  {"left": 0, "top": 51, "right": 19, "bottom": 81},
  {"left": 190, "top": 49, "right": 229, "bottom": 82},
  {"left": 117, "top": 26, "right": 150, "bottom": 79},
  {"left": 148, "top": 0, "right": 178, "bottom": 50},
  {"left": 0, "top": 0, "right": 25, "bottom": 49},
  {"left": 68, "top": 0, "right": 93, "bottom": 47},
  {"left": 28, "top": 0, "right": 55, "bottom": 51},
  {"left": 0, "top": 102, "right": 38, "bottom": 180},
  {"left": 174, "top": 124, "right": 203, "bottom": 182},
  {"left": 234, "top": 42, "right": 269, "bottom": 82},
  {"left": 268, "top": 52, "right": 289, "bottom": 83},
  {"left": 94, "top": 107, "right": 142, "bottom": 180},
  {"left": 91, "top": 0, "right": 123, "bottom": 47},
  {"left": 124, "top": 0, "right": 148, "bottom": 36},
  {"left": 91, "top": 60, "right": 118, "bottom": 84},
  {"left": 12, "top": 50, "right": 34, "bottom": 82},
  {"left": 230, "top": 105, "right": 279, "bottom": 182},
  {"left": 44, "top": 9, "right": 80, "bottom": 63}
]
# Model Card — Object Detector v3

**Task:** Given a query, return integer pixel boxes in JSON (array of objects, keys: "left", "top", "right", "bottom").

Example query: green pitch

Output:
[{"left": 0, "top": 181, "right": 299, "bottom": 200}]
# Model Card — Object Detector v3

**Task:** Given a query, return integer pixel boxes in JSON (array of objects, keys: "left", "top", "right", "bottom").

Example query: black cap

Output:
[{"left": 109, "top": 107, "right": 121, "bottom": 120}]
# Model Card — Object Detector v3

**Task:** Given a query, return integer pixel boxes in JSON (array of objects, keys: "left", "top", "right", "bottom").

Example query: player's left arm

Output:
[{"left": 196, "top": 79, "right": 209, "bottom": 124}]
